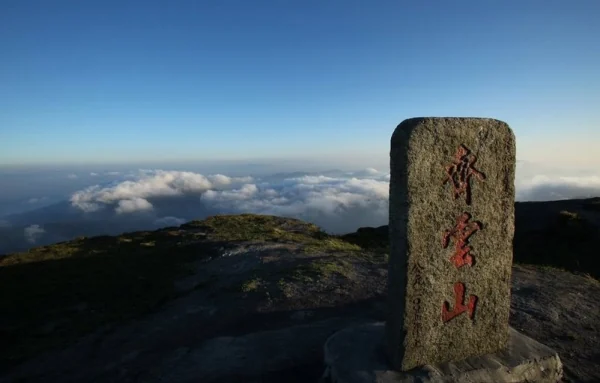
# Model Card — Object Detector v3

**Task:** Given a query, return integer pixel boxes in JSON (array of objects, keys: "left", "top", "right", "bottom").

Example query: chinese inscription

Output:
[
  {"left": 443, "top": 144, "right": 485, "bottom": 205},
  {"left": 441, "top": 145, "right": 483, "bottom": 323},
  {"left": 442, "top": 212, "right": 482, "bottom": 268},
  {"left": 442, "top": 282, "right": 477, "bottom": 323}
]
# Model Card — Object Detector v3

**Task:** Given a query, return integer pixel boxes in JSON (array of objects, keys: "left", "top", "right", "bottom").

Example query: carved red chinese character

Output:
[
  {"left": 443, "top": 144, "right": 485, "bottom": 205},
  {"left": 442, "top": 212, "right": 481, "bottom": 268},
  {"left": 442, "top": 282, "right": 477, "bottom": 323}
]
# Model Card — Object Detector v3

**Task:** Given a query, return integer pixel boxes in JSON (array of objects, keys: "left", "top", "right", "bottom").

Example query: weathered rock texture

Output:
[
  {"left": 387, "top": 117, "right": 516, "bottom": 370},
  {"left": 323, "top": 322, "right": 563, "bottom": 383}
]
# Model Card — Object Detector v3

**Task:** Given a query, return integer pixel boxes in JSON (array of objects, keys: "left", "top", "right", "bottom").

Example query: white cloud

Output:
[
  {"left": 90, "top": 172, "right": 99, "bottom": 176},
  {"left": 115, "top": 198, "right": 154, "bottom": 214},
  {"left": 523, "top": 175, "right": 600, "bottom": 189},
  {"left": 70, "top": 186, "right": 104, "bottom": 213},
  {"left": 343, "top": 168, "right": 384, "bottom": 178},
  {"left": 201, "top": 184, "right": 259, "bottom": 202},
  {"left": 24, "top": 224, "right": 45, "bottom": 243},
  {"left": 67, "top": 173, "right": 77, "bottom": 179},
  {"left": 65, "top": 164, "right": 600, "bottom": 236},
  {"left": 515, "top": 162, "right": 600, "bottom": 201},
  {"left": 295, "top": 175, "right": 338, "bottom": 184},
  {"left": 70, "top": 170, "right": 254, "bottom": 214},
  {"left": 68, "top": 169, "right": 389, "bottom": 233},
  {"left": 200, "top": 173, "right": 389, "bottom": 233}
]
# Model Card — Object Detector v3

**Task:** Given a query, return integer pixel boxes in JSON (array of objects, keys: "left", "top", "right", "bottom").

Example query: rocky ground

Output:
[{"left": 0, "top": 200, "right": 599, "bottom": 382}]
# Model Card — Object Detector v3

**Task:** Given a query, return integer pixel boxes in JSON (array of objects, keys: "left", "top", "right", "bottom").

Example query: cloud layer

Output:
[
  {"left": 70, "top": 171, "right": 253, "bottom": 214},
  {"left": 2, "top": 163, "right": 599, "bottom": 255},
  {"left": 64, "top": 165, "right": 600, "bottom": 234},
  {"left": 24, "top": 224, "right": 45, "bottom": 243},
  {"left": 68, "top": 169, "right": 390, "bottom": 234},
  {"left": 515, "top": 162, "right": 600, "bottom": 201}
]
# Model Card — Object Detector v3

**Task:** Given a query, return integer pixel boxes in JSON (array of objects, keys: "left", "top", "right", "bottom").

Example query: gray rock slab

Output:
[
  {"left": 323, "top": 322, "right": 563, "bottom": 383},
  {"left": 387, "top": 117, "right": 516, "bottom": 370},
  {"left": 145, "top": 317, "right": 369, "bottom": 383}
]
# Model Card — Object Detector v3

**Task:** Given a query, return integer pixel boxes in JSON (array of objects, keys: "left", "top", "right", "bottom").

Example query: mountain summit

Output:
[{"left": 1, "top": 200, "right": 599, "bottom": 382}]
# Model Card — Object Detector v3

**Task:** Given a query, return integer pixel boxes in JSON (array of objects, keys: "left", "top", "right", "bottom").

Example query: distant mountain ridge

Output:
[{"left": 340, "top": 197, "right": 600, "bottom": 279}]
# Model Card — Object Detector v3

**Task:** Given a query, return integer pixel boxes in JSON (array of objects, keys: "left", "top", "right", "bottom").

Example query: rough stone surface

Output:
[
  {"left": 387, "top": 117, "right": 516, "bottom": 370},
  {"left": 323, "top": 322, "right": 563, "bottom": 383},
  {"left": 147, "top": 317, "right": 368, "bottom": 383}
]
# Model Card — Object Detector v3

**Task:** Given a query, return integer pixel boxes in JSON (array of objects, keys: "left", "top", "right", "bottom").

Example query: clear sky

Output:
[{"left": 1, "top": 0, "right": 599, "bottom": 167}]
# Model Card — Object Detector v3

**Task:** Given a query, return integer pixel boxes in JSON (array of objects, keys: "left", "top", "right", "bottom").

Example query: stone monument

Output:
[
  {"left": 321, "top": 117, "right": 563, "bottom": 383},
  {"left": 386, "top": 117, "right": 515, "bottom": 369}
]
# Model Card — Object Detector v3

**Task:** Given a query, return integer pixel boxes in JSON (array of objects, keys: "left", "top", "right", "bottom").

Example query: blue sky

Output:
[{"left": 1, "top": 0, "right": 599, "bottom": 166}]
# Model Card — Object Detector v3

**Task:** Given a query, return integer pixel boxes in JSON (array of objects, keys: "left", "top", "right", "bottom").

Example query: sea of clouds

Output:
[
  {"left": 2, "top": 162, "right": 599, "bottom": 254},
  {"left": 68, "top": 168, "right": 390, "bottom": 235}
]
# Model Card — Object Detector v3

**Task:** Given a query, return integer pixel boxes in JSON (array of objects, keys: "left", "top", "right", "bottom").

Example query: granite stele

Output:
[{"left": 321, "top": 118, "right": 563, "bottom": 383}]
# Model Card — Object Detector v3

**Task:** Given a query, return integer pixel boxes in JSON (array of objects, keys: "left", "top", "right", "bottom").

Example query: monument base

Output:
[{"left": 321, "top": 322, "right": 562, "bottom": 383}]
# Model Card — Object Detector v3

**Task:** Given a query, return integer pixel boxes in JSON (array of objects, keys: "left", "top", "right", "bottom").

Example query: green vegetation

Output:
[
  {"left": 0, "top": 229, "right": 206, "bottom": 368},
  {"left": 241, "top": 277, "right": 264, "bottom": 292},
  {"left": 0, "top": 214, "right": 370, "bottom": 368},
  {"left": 273, "top": 258, "right": 357, "bottom": 300},
  {"left": 182, "top": 214, "right": 325, "bottom": 242},
  {"left": 309, "top": 258, "right": 355, "bottom": 278},
  {"left": 292, "top": 258, "right": 355, "bottom": 280},
  {"left": 277, "top": 278, "right": 294, "bottom": 298},
  {"left": 303, "top": 238, "right": 361, "bottom": 254},
  {"left": 183, "top": 214, "right": 361, "bottom": 254},
  {"left": 0, "top": 239, "right": 85, "bottom": 266}
]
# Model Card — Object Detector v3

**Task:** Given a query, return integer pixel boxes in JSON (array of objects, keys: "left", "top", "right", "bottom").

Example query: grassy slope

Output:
[{"left": 0, "top": 214, "right": 360, "bottom": 369}]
